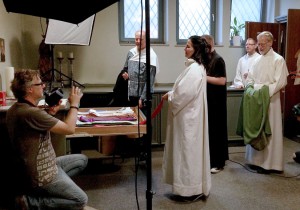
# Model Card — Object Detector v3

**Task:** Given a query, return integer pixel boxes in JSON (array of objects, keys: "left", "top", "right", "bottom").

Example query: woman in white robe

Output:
[
  {"left": 245, "top": 31, "right": 289, "bottom": 172},
  {"left": 162, "top": 36, "right": 211, "bottom": 200}
]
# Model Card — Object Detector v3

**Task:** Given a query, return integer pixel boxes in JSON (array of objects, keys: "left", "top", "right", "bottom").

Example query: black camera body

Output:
[
  {"left": 292, "top": 103, "right": 300, "bottom": 116},
  {"left": 44, "top": 88, "right": 64, "bottom": 107}
]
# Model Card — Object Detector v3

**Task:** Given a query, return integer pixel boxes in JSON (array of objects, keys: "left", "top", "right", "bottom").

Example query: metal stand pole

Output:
[
  {"left": 57, "top": 57, "right": 64, "bottom": 88},
  {"left": 40, "top": 23, "right": 84, "bottom": 90},
  {"left": 145, "top": 0, "right": 154, "bottom": 209},
  {"left": 42, "top": 46, "right": 84, "bottom": 89},
  {"left": 67, "top": 57, "right": 75, "bottom": 86}
]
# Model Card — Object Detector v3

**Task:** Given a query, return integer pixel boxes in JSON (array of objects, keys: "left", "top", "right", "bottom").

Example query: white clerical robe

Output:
[
  {"left": 233, "top": 52, "right": 260, "bottom": 88},
  {"left": 245, "top": 48, "right": 289, "bottom": 171},
  {"left": 162, "top": 59, "right": 211, "bottom": 196}
]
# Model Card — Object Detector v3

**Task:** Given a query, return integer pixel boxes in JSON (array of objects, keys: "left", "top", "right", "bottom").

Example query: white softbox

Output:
[{"left": 45, "top": 15, "right": 95, "bottom": 45}]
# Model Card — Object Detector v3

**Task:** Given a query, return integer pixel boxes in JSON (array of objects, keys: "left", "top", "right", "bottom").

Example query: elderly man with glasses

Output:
[{"left": 242, "top": 31, "right": 289, "bottom": 174}]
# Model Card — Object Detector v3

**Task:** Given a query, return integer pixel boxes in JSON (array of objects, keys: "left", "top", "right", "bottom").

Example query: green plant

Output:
[{"left": 230, "top": 17, "right": 245, "bottom": 36}]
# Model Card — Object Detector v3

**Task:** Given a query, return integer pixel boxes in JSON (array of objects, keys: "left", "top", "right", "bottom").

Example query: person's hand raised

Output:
[{"left": 68, "top": 86, "right": 83, "bottom": 107}]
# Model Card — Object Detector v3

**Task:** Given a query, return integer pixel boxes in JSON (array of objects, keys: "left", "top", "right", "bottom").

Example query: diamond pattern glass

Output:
[
  {"left": 178, "top": 0, "right": 211, "bottom": 39},
  {"left": 231, "top": 0, "right": 262, "bottom": 40},
  {"left": 124, "top": 0, "right": 159, "bottom": 39}
]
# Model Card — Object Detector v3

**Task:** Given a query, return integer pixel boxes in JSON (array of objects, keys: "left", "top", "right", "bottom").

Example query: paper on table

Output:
[
  {"left": 76, "top": 119, "right": 138, "bottom": 126},
  {"left": 76, "top": 107, "right": 138, "bottom": 126},
  {"left": 87, "top": 107, "right": 134, "bottom": 116}
]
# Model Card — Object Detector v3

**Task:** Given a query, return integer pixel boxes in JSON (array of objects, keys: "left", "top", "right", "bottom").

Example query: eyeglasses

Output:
[
  {"left": 257, "top": 42, "right": 268, "bottom": 47},
  {"left": 31, "top": 82, "right": 45, "bottom": 86}
]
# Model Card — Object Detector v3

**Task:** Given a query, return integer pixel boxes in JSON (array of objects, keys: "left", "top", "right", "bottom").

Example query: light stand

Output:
[
  {"left": 67, "top": 57, "right": 75, "bottom": 86},
  {"left": 145, "top": 0, "right": 154, "bottom": 209},
  {"left": 41, "top": 19, "right": 84, "bottom": 91},
  {"left": 57, "top": 56, "right": 64, "bottom": 88},
  {"left": 41, "top": 44, "right": 85, "bottom": 92}
]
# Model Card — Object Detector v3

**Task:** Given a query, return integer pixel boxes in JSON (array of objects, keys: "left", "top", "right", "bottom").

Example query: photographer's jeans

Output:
[{"left": 26, "top": 154, "right": 88, "bottom": 210}]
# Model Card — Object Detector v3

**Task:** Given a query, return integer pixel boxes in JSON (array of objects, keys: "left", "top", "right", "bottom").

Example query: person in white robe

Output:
[
  {"left": 245, "top": 31, "right": 289, "bottom": 173},
  {"left": 162, "top": 36, "right": 211, "bottom": 201},
  {"left": 233, "top": 38, "right": 260, "bottom": 88}
]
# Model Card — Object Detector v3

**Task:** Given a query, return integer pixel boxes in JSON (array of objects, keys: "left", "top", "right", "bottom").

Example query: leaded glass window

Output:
[
  {"left": 119, "top": 0, "right": 164, "bottom": 43},
  {"left": 177, "top": 0, "right": 215, "bottom": 44},
  {"left": 230, "top": 0, "right": 263, "bottom": 40}
]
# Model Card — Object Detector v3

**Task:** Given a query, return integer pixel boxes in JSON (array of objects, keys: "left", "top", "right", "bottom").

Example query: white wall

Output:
[
  {"left": 0, "top": 2, "right": 23, "bottom": 91},
  {"left": 1, "top": 0, "right": 300, "bottom": 90},
  {"left": 278, "top": 0, "right": 300, "bottom": 16},
  {"left": 53, "top": 0, "right": 243, "bottom": 85},
  {"left": 0, "top": 0, "right": 244, "bottom": 88}
]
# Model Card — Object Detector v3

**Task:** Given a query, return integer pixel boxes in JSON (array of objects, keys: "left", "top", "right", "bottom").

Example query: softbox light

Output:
[{"left": 45, "top": 15, "right": 95, "bottom": 45}]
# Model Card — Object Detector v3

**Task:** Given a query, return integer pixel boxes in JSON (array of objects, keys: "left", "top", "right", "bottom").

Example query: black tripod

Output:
[
  {"left": 40, "top": 18, "right": 84, "bottom": 91},
  {"left": 41, "top": 44, "right": 85, "bottom": 92}
]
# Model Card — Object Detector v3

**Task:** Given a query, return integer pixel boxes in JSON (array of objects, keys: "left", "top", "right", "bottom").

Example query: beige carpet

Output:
[
  {"left": 74, "top": 138, "right": 300, "bottom": 210},
  {"left": 84, "top": 206, "right": 99, "bottom": 210}
]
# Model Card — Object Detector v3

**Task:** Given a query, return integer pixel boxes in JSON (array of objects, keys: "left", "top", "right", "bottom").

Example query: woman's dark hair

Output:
[{"left": 188, "top": 35, "right": 211, "bottom": 70}]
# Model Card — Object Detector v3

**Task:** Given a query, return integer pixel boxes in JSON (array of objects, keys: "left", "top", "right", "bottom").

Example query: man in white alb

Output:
[
  {"left": 233, "top": 38, "right": 260, "bottom": 88},
  {"left": 245, "top": 31, "right": 289, "bottom": 173}
]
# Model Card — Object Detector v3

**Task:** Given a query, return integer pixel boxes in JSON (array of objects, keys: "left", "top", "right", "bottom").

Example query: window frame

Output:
[
  {"left": 176, "top": 0, "right": 216, "bottom": 45},
  {"left": 230, "top": 0, "right": 265, "bottom": 40},
  {"left": 118, "top": 0, "right": 165, "bottom": 44}
]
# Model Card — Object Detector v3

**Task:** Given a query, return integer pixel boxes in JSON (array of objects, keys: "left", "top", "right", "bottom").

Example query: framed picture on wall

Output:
[{"left": 0, "top": 38, "right": 5, "bottom": 62}]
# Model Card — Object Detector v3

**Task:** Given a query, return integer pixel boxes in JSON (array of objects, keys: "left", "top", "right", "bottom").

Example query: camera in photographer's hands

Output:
[{"left": 44, "top": 88, "right": 64, "bottom": 107}]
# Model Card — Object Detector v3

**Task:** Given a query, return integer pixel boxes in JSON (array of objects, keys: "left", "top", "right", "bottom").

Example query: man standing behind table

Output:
[
  {"left": 233, "top": 38, "right": 260, "bottom": 88},
  {"left": 6, "top": 69, "right": 89, "bottom": 210},
  {"left": 120, "top": 30, "right": 159, "bottom": 112},
  {"left": 118, "top": 30, "right": 159, "bottom": 161},
  {"left": 202, "top": 34, "right": 229, "bottom": 174},
  {"left": 245, "top": 31, "right": 289, "bottom": 173}
]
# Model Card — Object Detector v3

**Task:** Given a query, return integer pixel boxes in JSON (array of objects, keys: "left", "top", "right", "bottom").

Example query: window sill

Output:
[
  {"left": 119, "top": 42, "right": 170, "bottom": 47},
  {"left": 229, "top": 45, "right": 244, "bottom": 48}
]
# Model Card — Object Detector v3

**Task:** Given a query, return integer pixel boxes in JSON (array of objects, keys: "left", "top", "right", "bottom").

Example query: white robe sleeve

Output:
[
  {"left": 233, "top": 58, "right": 244, "bottom": 87},
  {"left": 268, "top": 57, "right": 288, "bottom": 97},
  {"left": 247, "top": 50, "right": 288, "bottom": 95},
  {"left": 168, "top": 64, "right": 203, "bottom": 116}
]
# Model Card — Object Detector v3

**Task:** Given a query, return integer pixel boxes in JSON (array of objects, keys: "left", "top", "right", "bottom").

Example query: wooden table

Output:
[
  {"left": 67, "top": 106, "right": 146, "bottom": 138},
  {"left": 66, "top": 106, "right": 146, "bottom": 159}
]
